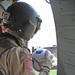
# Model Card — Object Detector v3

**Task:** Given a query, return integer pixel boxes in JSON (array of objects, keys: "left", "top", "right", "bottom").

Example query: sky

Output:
[{"left": 19, "top": 0, "right": 57, "bottom": 50}]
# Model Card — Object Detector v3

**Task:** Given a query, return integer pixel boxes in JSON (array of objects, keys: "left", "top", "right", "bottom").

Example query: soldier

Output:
[{"left": 0, "top": 2, "right": 42, "bottom": 75}]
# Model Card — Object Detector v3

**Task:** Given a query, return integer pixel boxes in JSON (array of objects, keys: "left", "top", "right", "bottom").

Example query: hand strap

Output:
[{"left": 39, "top": 70, "right": 49, "bottom": 75}]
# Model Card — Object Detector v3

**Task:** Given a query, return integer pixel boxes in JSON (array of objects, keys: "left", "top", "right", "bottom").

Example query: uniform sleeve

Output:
[{"left": 0, "top": 47, "right": 36, "bottom": 75}]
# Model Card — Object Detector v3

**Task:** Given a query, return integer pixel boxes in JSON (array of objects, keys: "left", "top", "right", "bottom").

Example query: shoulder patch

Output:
[{"left": 24, "top": 59, "right": 33, "bottom": 70}]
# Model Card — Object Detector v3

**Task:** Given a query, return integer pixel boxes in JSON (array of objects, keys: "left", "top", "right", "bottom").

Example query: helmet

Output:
[{"left": 2, "top": 2, "right": 42, "bottom": 40}]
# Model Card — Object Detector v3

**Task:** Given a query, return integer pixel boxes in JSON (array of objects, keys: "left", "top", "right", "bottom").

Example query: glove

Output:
[
  {"left": 32, "top": 49, "right": 54, "bottom": 75},
  {"left": 39, "top": 70, "right": 49, "bottom": 75}
]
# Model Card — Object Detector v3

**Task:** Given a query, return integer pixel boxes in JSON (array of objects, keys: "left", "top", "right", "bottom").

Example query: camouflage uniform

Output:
[{"left": 0, "top": 36, "right": 35, "bottom": 75}]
